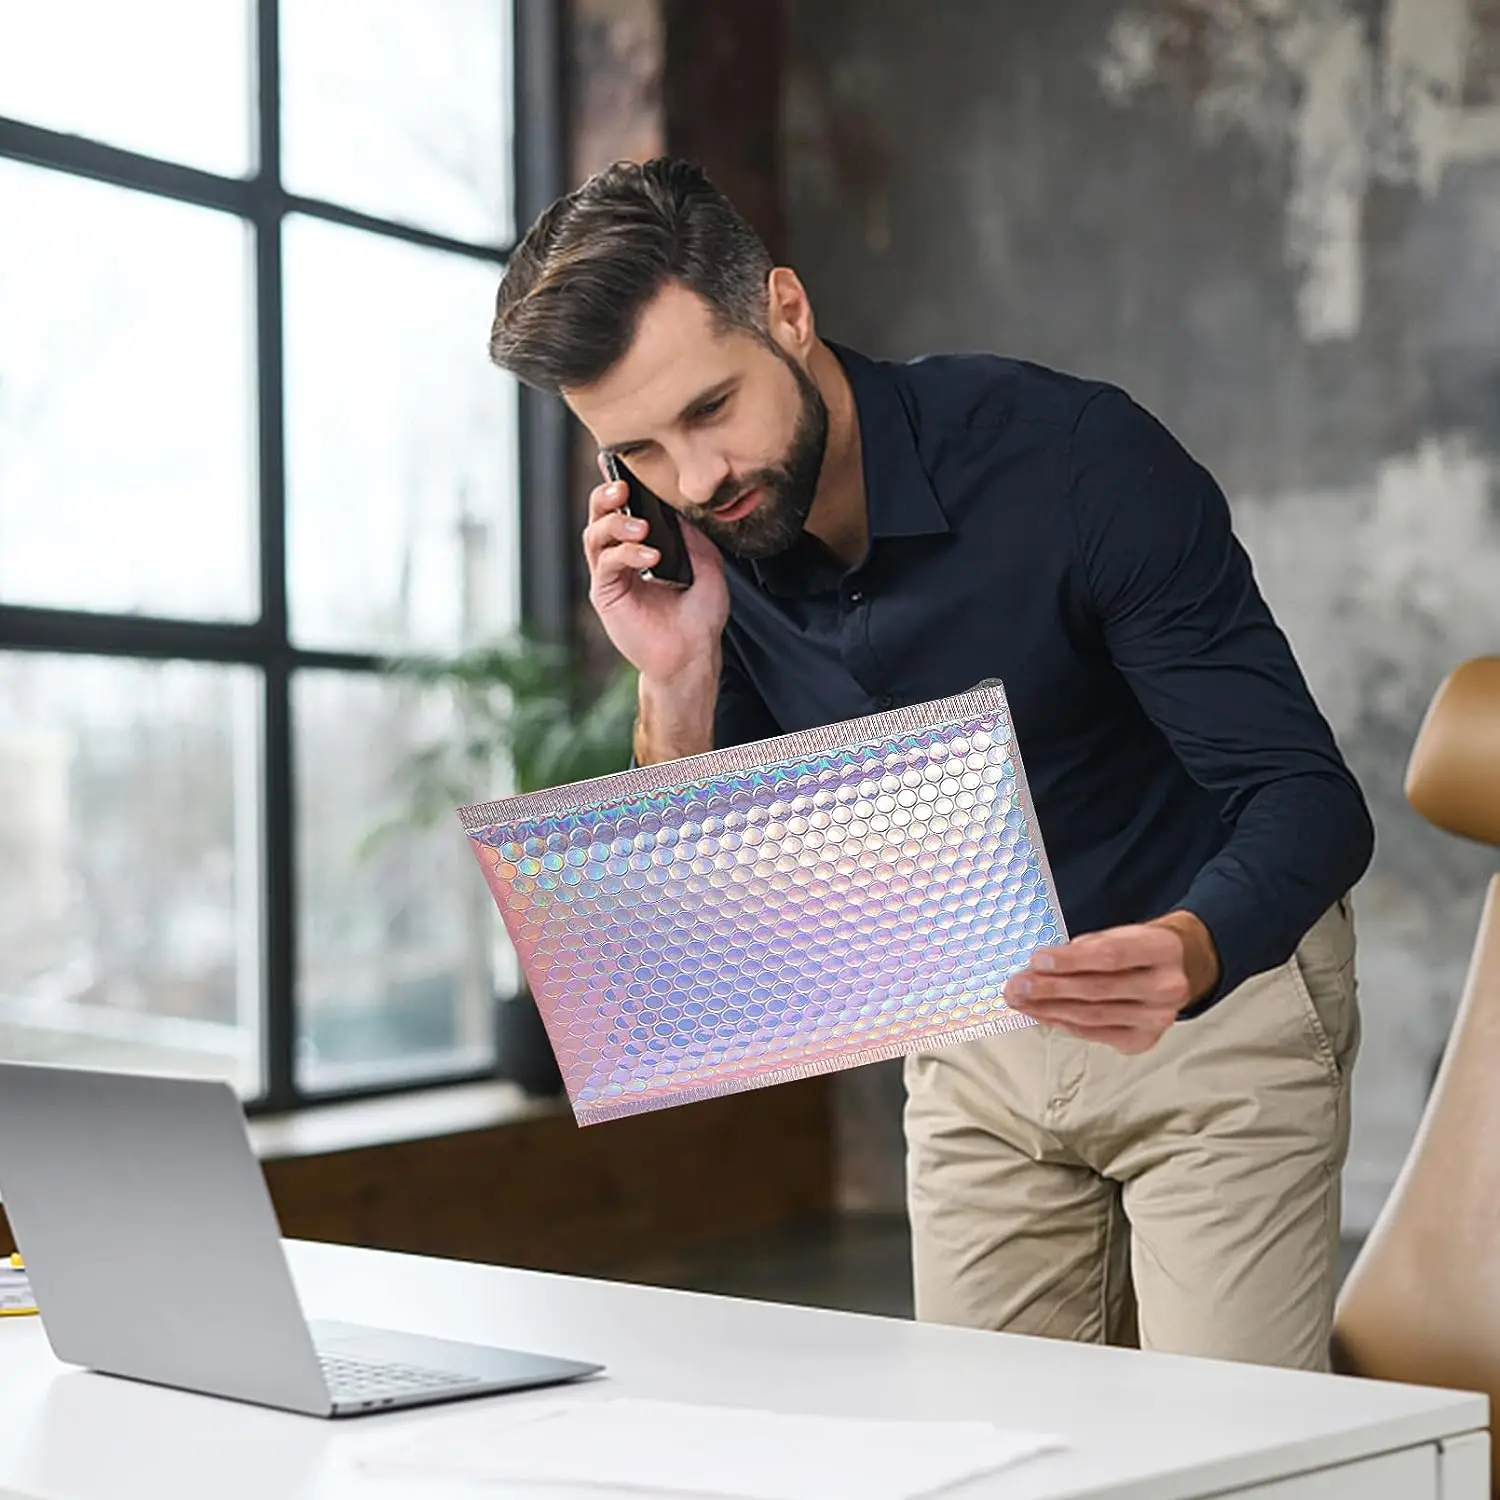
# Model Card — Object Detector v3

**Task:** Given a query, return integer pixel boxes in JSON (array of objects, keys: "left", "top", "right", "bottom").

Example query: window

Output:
[{"left": 0, "top": 0, "right": 559, "bottom": 1109}]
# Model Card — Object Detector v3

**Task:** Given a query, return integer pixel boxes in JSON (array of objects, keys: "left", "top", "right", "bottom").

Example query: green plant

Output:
[
  {"left": 379, "top": 633, "right": 638, "bottom": 834},
  {"left": 367, "top": 633, "right": 634, "bottom": 1096}
]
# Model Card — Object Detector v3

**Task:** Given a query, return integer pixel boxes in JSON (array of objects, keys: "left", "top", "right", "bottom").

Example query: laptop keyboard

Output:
[{"left": 319, "top": 1351, "right": 481, "bottom": 1406}]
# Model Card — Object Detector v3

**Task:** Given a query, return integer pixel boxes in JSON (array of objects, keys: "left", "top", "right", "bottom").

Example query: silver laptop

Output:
[{"left": 0, "top": 1061, "right": 601, "bottom": 1417}]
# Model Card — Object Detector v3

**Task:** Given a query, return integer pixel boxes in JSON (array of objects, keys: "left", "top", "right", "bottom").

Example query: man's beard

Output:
[{"left": 681, "top": 355, "right": 829, "bottom": 561}]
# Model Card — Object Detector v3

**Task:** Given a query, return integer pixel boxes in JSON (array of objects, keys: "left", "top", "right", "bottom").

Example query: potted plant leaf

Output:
[{"left": 378, "top": 634, "right": 637, "bottom": 1096}]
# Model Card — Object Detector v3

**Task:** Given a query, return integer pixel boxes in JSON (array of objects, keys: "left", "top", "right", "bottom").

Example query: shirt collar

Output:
[
  {"left": 749, "top": 341, "right": 950, "bottom": 595},
  {"left": 830, "top": 340, "right": 951, "bottom": 541}
]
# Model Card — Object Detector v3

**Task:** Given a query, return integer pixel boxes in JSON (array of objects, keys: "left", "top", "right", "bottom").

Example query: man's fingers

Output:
[
  {"left": 1029, "top": 924, "right": 1180, "bottom": 976},
  {"left": 587, "top": 479, "right": 631, "bottom": 523},
  {"left": 590, "top": 540, "right": 660, "bottom": 601},
  {"left": 583, "top": 508, "right": 650, "bottom": 569},
  {"left": 1008, "top": 966, "right": 1188, "bottom": 1008},
  {"left": 1013, "top": 923, "right": 1190, "bottom": 1054},
  {"left": 1012, "top": 998, "right": 1155, "bottom": 1030},
  {"left": 1008, "top": 969, "right": 1159, "bottom": 1004}
]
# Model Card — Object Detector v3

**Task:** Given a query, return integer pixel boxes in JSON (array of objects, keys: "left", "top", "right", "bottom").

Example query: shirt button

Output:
[
  {"left": 875, "top": 693, "right": 895, "bottom": 710},
  {"left": 848, "top": 590, "right": 865, "bottom": 605}
]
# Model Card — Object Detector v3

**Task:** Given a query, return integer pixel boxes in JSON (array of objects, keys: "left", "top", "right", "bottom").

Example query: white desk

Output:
[{"left": 0, "top": 1239, "right": 1487, "bottom": 1500}]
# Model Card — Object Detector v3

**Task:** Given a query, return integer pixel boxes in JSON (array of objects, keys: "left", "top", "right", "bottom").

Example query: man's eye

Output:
[{"left": 695, "top": 395, "right": 728, "bottom": 419}]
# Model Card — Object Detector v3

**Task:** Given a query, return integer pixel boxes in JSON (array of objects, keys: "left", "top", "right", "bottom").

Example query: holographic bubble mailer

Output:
[{"left": 458, "top": 680, "right": 1065, "bottom": 1126}]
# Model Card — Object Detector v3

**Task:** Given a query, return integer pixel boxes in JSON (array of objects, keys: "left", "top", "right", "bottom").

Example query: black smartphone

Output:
[{"left": 602, "top": 452, "right": 693, "bottom": 589}]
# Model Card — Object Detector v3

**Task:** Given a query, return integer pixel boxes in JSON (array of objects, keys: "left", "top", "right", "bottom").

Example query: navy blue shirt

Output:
[{"left": 713, "top": 342, "right": 1374, "bottom": 1014}]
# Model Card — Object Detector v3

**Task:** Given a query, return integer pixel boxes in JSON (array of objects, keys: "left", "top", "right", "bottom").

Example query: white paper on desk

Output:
[
  {"left": 0, "top": 1265, "right": 36, "bottom": 1315},
  {"left": 360, "top": 1396, "right": 1063, "bottom": 1500}
]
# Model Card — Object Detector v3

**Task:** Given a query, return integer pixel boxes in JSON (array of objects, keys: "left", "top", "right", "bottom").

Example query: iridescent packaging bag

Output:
[{"left": 459, "top": 680, "right": 1064, "bottom": 1125}]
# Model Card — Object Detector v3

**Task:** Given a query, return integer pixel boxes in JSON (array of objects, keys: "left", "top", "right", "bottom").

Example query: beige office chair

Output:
[{"left": 1332, "top": 655, "right": 1500, "bottom": 1490}]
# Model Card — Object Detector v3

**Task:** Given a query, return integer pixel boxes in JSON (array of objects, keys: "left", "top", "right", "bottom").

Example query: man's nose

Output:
[{"left": 675, "top": 446, "right": 732, "bottom": 508}]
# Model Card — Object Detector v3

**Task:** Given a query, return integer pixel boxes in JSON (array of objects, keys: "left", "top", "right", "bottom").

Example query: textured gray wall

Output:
[{"left": 786, "top": 0, "right": 1500, "bottom": 1232}]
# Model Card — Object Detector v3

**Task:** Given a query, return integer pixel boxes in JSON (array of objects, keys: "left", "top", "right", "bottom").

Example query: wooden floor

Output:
[
  {"left": 610, "top": 1214, "right": 1367, "bottom": 1322},
  {"left": 615, "top": 1212, "right": 918, "bottom": 1317}
]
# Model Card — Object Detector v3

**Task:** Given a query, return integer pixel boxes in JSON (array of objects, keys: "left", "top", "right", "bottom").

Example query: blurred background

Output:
[{"left": 2, "top": 0, "right": 1497, "bottom": 1317}]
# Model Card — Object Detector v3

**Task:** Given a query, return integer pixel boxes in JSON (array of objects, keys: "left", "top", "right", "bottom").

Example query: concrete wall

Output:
[
  {"left": 786, "top": 0, "right": 1500, "bottom": 1231},
  {"left": 565, "top": 0, "right": 789, "bottom": 682}
]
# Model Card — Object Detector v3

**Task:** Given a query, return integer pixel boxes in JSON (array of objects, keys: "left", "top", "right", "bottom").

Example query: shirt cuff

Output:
[{"left": 1171, "top": 883, "right": 1261, "bottom": 1020}]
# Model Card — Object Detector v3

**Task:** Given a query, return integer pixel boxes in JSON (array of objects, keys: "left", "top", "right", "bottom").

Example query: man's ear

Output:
[{"left": 766, "top": 267, "right": 816, "bottom": 358}]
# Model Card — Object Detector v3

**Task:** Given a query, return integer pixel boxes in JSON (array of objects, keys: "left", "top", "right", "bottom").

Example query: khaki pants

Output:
[{"left": 903, "top": 898, "right": 1361, "bottom": 1370}]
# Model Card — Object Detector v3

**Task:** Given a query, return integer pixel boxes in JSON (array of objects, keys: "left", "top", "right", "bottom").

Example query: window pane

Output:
[
  {"left": 294, "top": 670, "right": 499, "bottom": 1092},
  {"left": 281, "top": 0, "right": 514, "bottom": 244},
  {"left": 0, "top": 1, "right": 253, "bottom": 176},
  {"left": 0, "top": 654, "right": 262, "bottom": 1095},
  {"left": 0, "top": 163, "right": 257, "bottom": 620},
  {"left": 283, "top": 214, "right": 518, "bottom": 653}
]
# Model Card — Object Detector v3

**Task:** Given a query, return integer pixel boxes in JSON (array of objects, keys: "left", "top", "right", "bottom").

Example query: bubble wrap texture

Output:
[{"left": 460, "top": 685, "right": 1064, "bottom": 1125}]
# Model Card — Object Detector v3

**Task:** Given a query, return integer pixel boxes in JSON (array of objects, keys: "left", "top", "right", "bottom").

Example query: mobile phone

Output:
[{"left": 602, "top": 452, "right": 693, "bottom": 589}]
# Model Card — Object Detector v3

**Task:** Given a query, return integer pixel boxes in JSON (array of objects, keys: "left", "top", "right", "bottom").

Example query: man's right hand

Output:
[{"left": 583, "top": 476, "right": 728, "bottom": 763}]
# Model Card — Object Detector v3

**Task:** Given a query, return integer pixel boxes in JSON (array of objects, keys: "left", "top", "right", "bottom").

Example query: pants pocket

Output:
[{"left": 1287, "top": 899, "right": 1360, "bottom": 1084}]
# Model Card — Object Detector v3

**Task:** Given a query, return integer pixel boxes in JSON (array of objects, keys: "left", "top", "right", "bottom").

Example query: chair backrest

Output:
[
  {"left": 1405, "top": 655, "right": 1500, "bottom": 847},
  {"left": 1333, "top": 656, "right": 1500, "bottom": 1490}
]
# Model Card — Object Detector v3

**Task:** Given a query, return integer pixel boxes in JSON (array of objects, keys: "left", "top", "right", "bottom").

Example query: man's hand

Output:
[
  {"left": 583, "top": 475, "right": 728, "bottom": 683},
  {"left": 1003, "top": 911, "right": 1221, "bottom": 1054},
  {"left": 583, "top": 470, "right": 729, "bottom": 766}
]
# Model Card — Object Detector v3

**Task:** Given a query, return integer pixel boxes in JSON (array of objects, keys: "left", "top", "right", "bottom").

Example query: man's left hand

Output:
[{"left": 1003, "top": 911, "right": 1221, "bottom": 1054}]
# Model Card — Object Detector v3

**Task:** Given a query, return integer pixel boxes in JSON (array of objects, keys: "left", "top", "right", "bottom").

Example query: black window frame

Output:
[{"left": 0, "top": 0, "right": 568, "bottom": 1114}]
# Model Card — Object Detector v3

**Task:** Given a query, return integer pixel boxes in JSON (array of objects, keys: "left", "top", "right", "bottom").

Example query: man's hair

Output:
[{"left": 489, "top": 157, "right": 775, "bottom": 393}]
